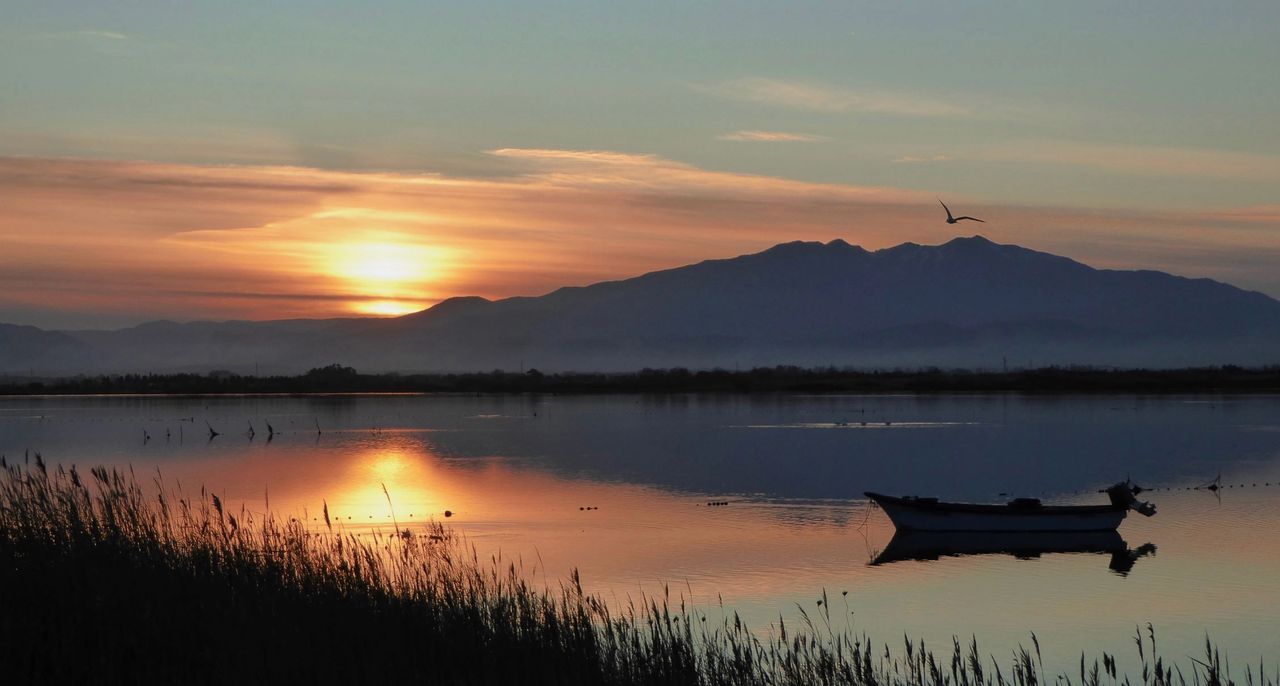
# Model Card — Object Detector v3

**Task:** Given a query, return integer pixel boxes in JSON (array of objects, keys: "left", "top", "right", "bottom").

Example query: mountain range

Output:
[{"left": 3, "top": 236, "right": 1279, "bottom": 375}]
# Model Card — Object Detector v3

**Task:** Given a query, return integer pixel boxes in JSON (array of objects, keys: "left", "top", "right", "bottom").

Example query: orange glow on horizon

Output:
[
  {"left": 354, "top": 300, "right": 428, "bottom": 316},
  {"left": 2, "top": 153, "right": 1279, "bottom": 327}
]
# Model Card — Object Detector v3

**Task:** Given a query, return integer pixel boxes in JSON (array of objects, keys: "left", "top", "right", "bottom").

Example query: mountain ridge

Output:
[{"left": 3, "top": 236, "right": 1278, "bottom": 374}]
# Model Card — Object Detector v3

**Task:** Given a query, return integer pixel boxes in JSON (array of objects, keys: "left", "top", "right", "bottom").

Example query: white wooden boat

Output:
[{"left": 865, "top": 482, "right": 1155, "bottom": 533}]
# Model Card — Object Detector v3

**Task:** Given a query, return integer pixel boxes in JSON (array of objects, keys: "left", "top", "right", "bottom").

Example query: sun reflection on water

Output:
[{"left": 324, "top": 446, "right": 446, "bottom": 523}]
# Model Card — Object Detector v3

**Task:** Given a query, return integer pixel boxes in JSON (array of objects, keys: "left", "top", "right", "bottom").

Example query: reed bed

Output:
[{"left": 0, "top": 454, "right": 1269, "bottom": 686}]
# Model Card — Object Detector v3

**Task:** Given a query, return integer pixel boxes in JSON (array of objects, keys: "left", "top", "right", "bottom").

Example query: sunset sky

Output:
[{"left": 2, "top": 1, "right": 1279, "bottom": 329}]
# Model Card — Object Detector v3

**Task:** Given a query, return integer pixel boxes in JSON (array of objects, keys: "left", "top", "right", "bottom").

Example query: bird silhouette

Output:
[{"left": 939, "top": 199, "right": 984, "bottom": 224}]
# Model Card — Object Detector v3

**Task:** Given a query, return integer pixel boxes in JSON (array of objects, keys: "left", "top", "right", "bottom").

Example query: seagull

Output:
[{"left": 939, "top": 199, "right": 985, "bottom": 224}]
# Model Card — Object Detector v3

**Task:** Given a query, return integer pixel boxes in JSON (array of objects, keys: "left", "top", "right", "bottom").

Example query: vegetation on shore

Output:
[
  {"left": 0, "top": 455, "right": 1268, "bottom": 685},
  {"left": 4, "top": 363, "right": 1280, "bottom": 396}
]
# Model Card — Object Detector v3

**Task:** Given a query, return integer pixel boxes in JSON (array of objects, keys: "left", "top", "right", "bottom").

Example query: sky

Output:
[{"left": 2, "top": 1, "right": 1279, "bottom": 329}]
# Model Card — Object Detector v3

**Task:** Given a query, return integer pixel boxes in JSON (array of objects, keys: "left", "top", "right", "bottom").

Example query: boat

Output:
[
  {"left": 864, "top": 481, "right": 1155, "bottom": 533},
  {"left": 869, "top": 530, "right": 1157, "bottom": 575}
]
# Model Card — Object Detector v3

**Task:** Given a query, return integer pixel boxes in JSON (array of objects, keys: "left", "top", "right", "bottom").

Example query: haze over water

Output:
[{"left": 4, "top": 392, "right": 1280, "bottom": 670}]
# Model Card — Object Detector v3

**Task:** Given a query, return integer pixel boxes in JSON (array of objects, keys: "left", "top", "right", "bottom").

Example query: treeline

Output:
[{"left": 4, "top": 363, "right": 1280, "bottom": 395}]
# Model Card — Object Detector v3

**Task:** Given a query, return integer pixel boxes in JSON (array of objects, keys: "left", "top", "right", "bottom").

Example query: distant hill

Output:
[
  {"left": 3, "top": 236, "right": 1279, "bottom": 374},
  {"left": 0, "top": 323, "right": 92, "bottom": 372}
]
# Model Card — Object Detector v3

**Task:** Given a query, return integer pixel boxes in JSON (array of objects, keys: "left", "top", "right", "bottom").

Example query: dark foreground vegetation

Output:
[
  {"left": 5, "top": 363, "right": 1280, "bottom": 395},
  {"left": 1, "top": 456, "right": 1269, "bottom": 685}
]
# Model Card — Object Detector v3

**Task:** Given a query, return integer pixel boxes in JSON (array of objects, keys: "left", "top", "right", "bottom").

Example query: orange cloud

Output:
[
  {"left": 1200, "top": 205, "right": 1280, "bottom": 224},
  {"left": 717, "top": 130, "right": 828, "bottom": 142},
  {"left": 699, "top": 78, "right": 972, "bottom": 117},
  {"left": 892, "top": 154, "right": 953, "bottom": 163}
]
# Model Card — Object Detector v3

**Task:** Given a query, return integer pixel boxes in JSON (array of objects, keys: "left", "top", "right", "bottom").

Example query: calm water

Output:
[{"left": 4, "top": 393, "right": 1280, "bottom": 670}]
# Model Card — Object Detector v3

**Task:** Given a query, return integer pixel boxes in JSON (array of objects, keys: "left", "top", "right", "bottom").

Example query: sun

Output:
[
  {"left": 333, "top": 243, "right": 425, "bottom": 284},
  {"left": 321, "top": 239, "right": 451, "bottom": 316}
]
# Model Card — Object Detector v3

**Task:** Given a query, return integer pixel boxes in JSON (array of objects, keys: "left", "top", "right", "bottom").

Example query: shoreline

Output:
[{"left": 4, "top": 365, "right": 1280, "bottom": 396}]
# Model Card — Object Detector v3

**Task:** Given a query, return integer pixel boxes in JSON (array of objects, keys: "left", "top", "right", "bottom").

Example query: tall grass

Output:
[{"left": 0, "top": 454, "right": 1269, "bottom": 685}]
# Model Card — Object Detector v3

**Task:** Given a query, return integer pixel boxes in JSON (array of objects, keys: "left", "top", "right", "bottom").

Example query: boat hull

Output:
[{"left": 866, "top": 492, "right": 1127, "bottom": 532}]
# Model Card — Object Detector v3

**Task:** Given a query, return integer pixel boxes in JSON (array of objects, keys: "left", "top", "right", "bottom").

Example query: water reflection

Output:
[
  {"left": 870, "top": 530, "right": 1158, "bottom": 576},
  {"left": 3, "top": 393, "right": 1280, "bottom": 670}
]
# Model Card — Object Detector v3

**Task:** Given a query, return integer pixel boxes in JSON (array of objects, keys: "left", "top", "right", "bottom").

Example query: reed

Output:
[{"left": 0, "top": 455, "right": 1269, "bottom": 685}]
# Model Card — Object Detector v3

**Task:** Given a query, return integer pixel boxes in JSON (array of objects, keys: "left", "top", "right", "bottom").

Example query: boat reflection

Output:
[{"left": 870, "top": 530, "right": 1157, "bottom": 576}]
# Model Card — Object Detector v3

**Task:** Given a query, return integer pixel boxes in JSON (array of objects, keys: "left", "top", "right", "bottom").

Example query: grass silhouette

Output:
[{"left": 0, "top": 454, "right": 1267, "bottom": 685}]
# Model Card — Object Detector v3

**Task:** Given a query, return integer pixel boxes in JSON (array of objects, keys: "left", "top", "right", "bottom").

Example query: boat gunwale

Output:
[{"left": 864, "top": 492, "right": 1124, "bottom": 516}]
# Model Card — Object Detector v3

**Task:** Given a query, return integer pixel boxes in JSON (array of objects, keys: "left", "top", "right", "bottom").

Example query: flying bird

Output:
[{"left": 939, "top": 199, "right": 984, "bottom": 224}]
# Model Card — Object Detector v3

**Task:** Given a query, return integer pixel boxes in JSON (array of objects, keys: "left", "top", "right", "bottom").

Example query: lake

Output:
[{"left": 3, "top": 392, "right": 1279, "bottom": 672}]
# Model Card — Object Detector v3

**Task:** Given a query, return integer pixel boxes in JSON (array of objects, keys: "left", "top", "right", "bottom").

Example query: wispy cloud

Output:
[
  {"left": 698, "top": 78, "right": 972, "bottom": 118},
  {"left": 717, "top": 130, "right": 828, "bottom": 143},
  {"left": 1198, "top": 205, "right": 1280, "bottom": 225},
  {"left": 892, "top": 154, "right": 953, "bottom": 163},
  {"left": 696, "top": 78, "right": 1101, "bottom": 127},
  {"left": 979, "top": 141, "right": 1280, "bottom": 180},
  {"left": 488, "top": 148, "right": 665, "bottom": 168},
  {"left": 71, "top": 29, "right": 129, "bottom": 41},
  {"left": 28, "top": 29, "right": 131, "bottom": 42},
  {"left": 487, "top": 147, "right": 918, "bottom": 199},
  {"left": 15, "top": 29, "right": 136, "bottom": 59}
]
